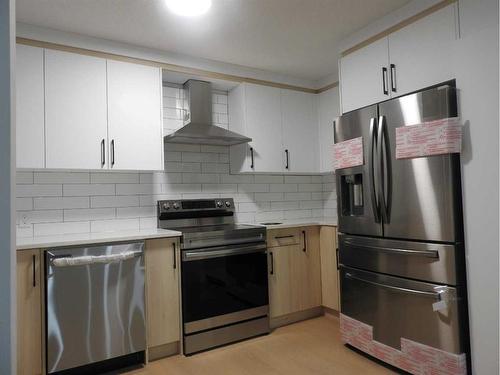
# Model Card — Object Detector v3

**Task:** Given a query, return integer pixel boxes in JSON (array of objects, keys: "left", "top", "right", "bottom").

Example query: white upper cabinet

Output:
[
  {"left": 388, "top": 4, "right": 458, "bottom": 97},
  {"left": 45, "top": 50, "right": 108, "bottom": 169},
  {"left": 281, "top": 90, "right": 319, "bottom": 173},
  {"left": 107, "top": 60, "right": 163, "bottom": 171},
  {"left": 340, "top": 37, "right": 390, "bottom": 113},
  {"left": 16, "top": 44, "right": 45, "bottom": 169},
  {"left": 339, "top": 3, "right": 458, "bottom": 113},
  {"left": 317, "top": 87, "right": 340, "bottom": 173},
  {"left": 229, "top": 83, "right": 284, "bottom": 173}
]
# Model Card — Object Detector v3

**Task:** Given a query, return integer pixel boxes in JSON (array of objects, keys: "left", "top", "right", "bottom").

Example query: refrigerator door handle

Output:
[
  {"left": 377, "top": 115, "right": 392, "bottom": 223},
  {"left": 369, "top": 117, "right": 380, "bottom": 223},
  {"left": 345, "top": 272, "right": 441, "bottom": 300}
]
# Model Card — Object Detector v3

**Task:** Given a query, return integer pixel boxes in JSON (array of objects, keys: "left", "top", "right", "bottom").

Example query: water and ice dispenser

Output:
[{"left": 341, "top": 174, "right": 364, "bottom": 216}]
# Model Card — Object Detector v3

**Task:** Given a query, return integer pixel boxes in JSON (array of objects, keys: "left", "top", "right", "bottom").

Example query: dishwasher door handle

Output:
[{"left": 50, "top": 251, "right": 143, "bottom": 267}]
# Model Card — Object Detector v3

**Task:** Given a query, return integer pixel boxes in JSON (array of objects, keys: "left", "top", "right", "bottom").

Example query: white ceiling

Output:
[{"left": 16, "top": 0, "right": 410, "bottom": 82}]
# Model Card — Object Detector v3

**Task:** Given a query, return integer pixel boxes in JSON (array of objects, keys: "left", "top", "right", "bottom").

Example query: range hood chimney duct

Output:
[{"left": 163, "top": 80, "right": 252, "bottom": 146}]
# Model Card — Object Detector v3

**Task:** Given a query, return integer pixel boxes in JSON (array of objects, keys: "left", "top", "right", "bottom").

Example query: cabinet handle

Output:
[
  {"left": 269, "top": 251, "right": 274, "bottom": 275},
  {"left": 111, "top": 140, "right": 115, "bottom": 166},
  {"left": 100, "top": 139, "right": 105, "bottom": 167},
  {"left": 173, "top": 242, "right": 177, "bottom": 270},
  {"left": 302, "top": 230, "right": 307, "bottom": 252},
  {"left": 336, "top": 247, "right": 340, "bottom": 270},
  {"left": 285, "top": 149, "right": 289, "bottom": 170},
  {"left": 250, "top": 147, "right": 254, "bottom": 169},
  {"left": 32, "top": 254, "right": 36, "bottom": 287},
  {"left": 382, "top": 67, "right": 388, "bottom": 95},
  {"left": 390, "top": 64, "right": 397, "bottom": 93},
  {"left": 274, "top": 235, "right": 294, "bottom": 240}
]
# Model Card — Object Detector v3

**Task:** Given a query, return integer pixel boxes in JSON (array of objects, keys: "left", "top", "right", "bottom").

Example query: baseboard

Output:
[
  {"left": 148, "top": 341, "right": 180, "bottom": 362},
  {"left": 270, "top": 306, "right": 323, "bottom": 329},
  {"left": 323, "top": 306, "right": 340, "bottom": 318}
]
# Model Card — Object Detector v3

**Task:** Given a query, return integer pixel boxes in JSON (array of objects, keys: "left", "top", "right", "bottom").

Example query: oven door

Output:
[{"left": 181, "top": 242, "right": 269, "bottom": 334}]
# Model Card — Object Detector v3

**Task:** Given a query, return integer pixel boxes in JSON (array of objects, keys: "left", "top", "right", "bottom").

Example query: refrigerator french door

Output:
[
  {"left": 336, "top": 85, "right": 462, "bottom": 242},
  {"left": 336, "top": 84, "right": 469, "bottom": 370}
]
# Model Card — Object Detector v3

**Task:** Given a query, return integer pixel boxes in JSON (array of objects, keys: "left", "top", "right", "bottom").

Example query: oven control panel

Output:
[{"left": 158, "top": 198, "right": 234, "bottom": 214}]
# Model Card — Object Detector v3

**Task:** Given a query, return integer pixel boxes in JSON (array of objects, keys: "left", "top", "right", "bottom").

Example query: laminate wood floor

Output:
[{"left": 122, "top": 315, "right": 396, "bottom": 375}]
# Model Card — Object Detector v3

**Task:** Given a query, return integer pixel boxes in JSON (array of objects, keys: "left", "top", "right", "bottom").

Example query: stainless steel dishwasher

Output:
[{"left": 45, "top": 242, "right": 146, "bottom": 374}]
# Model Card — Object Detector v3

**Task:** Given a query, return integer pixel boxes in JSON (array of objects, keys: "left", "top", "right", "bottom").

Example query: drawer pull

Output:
[
  {"left": 269, "top": 252, "right": 274, "bottom": 275},
  {"left": 345, "top": 272, "right": 441, "bottom": 299},
  {"left": 344, "top": 240, "right": 439, "bottom": 258},
  {"left": 274, "top": 235, "right": 295, "bottom": 240}
]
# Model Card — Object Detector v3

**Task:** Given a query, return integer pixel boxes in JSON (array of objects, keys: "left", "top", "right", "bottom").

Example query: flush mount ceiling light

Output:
[{"left": 166, "top": 0, "right": 212, "bottom": 17}]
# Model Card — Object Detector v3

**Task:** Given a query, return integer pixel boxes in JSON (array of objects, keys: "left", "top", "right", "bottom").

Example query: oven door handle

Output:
[{"left": 183, "top": 243, "right": 267, "bottom": 261}]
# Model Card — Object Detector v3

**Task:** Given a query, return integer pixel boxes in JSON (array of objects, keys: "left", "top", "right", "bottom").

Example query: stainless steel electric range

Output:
[{"left": 157, "top": 198, "right": 270, "bottom": 355}]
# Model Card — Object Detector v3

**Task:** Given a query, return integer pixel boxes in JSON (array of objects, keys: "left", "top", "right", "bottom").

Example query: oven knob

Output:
[
  {"left": 225, "top": 201, "right": 231, "bottom": 207},
  {"left": 216, "top": 201, "right": 223, "bottom": 208},
  {"left": 162, "top": 203, "right": 170, "bottom": 211},
  {"left": 173, "top": 202, "right": 180, "bottom": 210}
]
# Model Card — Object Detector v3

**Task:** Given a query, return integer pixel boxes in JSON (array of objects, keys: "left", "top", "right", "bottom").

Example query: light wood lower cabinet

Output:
[
  {"left": 319, "top": 226, "right": 340, "bottom": 311},
  {"left": 268, "top": 227, "right": 322, "bottom": 319},
  {"left": 145, "top": 238, "right": 181, "bottom": 360},
  {"left": 17, "top": 249, "right": 43, "bottom": 375}
]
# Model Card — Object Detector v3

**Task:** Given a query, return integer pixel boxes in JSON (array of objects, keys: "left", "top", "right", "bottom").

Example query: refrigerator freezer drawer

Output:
[
  {"left": 339, "top": 234, "right": 461, "bottom": 285},
  {"left": 340, "top": 266, "right": 464, "bottom": 354}
]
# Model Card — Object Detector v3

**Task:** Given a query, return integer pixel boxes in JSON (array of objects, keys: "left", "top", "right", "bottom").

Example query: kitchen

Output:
[{"left": 0, "top": 0, "right": 498, "bottom": 374}]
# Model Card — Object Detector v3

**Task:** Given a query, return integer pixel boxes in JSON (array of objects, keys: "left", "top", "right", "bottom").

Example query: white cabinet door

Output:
[
  {"left": 16, "top": 44, "right": 45, "bottom": 169},
  {"left": 340, "top": 37, "right": 390, "bottom": 113},
  {"left": 317, "top": 87, "right": 340, "bottom": 173},
  {"left": 107, "top": 60, "right": 163, "bottom": 171},
  {"left": 388, "top": 4, "right": 458, "bottom": 97},
  {"left": 45, "top": 50, "right": 108, "bottom": 169},
  {"left": 229, "top": 84, "right": 284, "bottom": 173},
  {"left": 281, "top": 90, "right": 319, "bottom": 173}
]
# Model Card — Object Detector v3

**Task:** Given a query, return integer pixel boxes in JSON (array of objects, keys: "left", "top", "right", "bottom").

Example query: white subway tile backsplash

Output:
[
  {"left": 202, "top": 184, "right": 238, "bottom": 193},
  {"left": 116, "top": 206, "right": 156, "bottom": 219},
  {"left": 202, "top": 163, "right": 230, "bottom": 174},
  {"left": 182, "top": 152, "right": 219, "bottom": 163},
  {"left": 16, "top": 171, "right": 34, "bottom": 184},
  {"left": 34, "top": 221, "right": 90, "bottom": 236},
  {"left": 91, "top": 195, "right": 139, "bottom": 208},
  {"left": 15, "top": 86, "right": 336, "bottom": 236},
  {"left": 63, "top": 184, "right": 115, "bottom": 197},
  {"left": 298, "top": 184, "right": 323, "bottom": 192},
  {"left": 270, "top": 184, "right": 298, "bottom": 193},
  {"left": 254, "top": 175, "right": 284, "bottom": 184},
  {"left": 182, "top": 173, "right": 219, "bottom": 184},
  {"left": 90, "top": 218, "right": 140, "bottom": 233},
  {"left": 16, "top": 198, "right": 33, "bottom": 211},
  {"left": 34, "top": 196, "right": 89, "bottom": 210},
  {"left": 90, "top": 172, "right": 139, "bottom": 184},
  {"left": 17, "top": 210, "right": 63, "bottom": 225},
  {"left": 34, "top": 172, "right": 90, "bottom": 184},
  {"left": 238, "top": 184, "right": 270, "bottom": 193},
  {"left": 17, "top": 184, "right": 62, "bottom": 197},
  {"left": 64, "top": 208, "right": 115, "bottom": 222},
  {"left": 139, "top": 217, "right": 157, "bottom": 230},
  {"left": 17, "top": 225, "right": 33, "bottom": 238},
  {"left": 115, "top": 184, "right": 161, "bottom": 196}
]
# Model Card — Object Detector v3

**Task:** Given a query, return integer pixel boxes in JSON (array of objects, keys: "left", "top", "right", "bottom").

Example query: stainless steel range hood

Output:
[{"left": 164, "top": 80, "right": 252, "bottom": 146}]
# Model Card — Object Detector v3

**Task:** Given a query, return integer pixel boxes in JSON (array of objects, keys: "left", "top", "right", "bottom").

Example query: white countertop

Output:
[
  {"left": 16, "top": 228, "right": 182, "bottom": 250},
  {"left": 250, "top": 217, "right": 337, "bottom": 230},
  {"left": 16, "top": 218, "right": 336, "bottom": 250}
]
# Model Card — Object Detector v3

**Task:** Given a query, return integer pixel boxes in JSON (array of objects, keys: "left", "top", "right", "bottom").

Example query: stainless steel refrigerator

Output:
[{"left": 336, "top": 85, "right": 469, "bottom": 369}]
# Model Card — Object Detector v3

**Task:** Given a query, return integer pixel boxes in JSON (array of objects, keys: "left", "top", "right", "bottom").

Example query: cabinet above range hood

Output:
[{"left": 164, "top": 80, "right": 251, "bottom": 146}]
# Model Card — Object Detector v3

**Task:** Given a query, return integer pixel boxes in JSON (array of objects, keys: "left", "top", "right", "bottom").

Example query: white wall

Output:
[
  {"left": 452, "top": 0, "right": 499, "bottom": 373},
  {"left": 16, "top": 23, "right": 318, "bottom": 91},
  {"left": 16, "top": 86, "right": 337, "bottom": 237},
  {"left": 0, "top": 0, "right": 16, "bottom": 373}
]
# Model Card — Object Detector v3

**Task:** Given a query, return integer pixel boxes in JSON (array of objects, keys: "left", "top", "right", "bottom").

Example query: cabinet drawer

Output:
[{"left": 267, "top": 228, "right": 303, "bottom": 248}]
